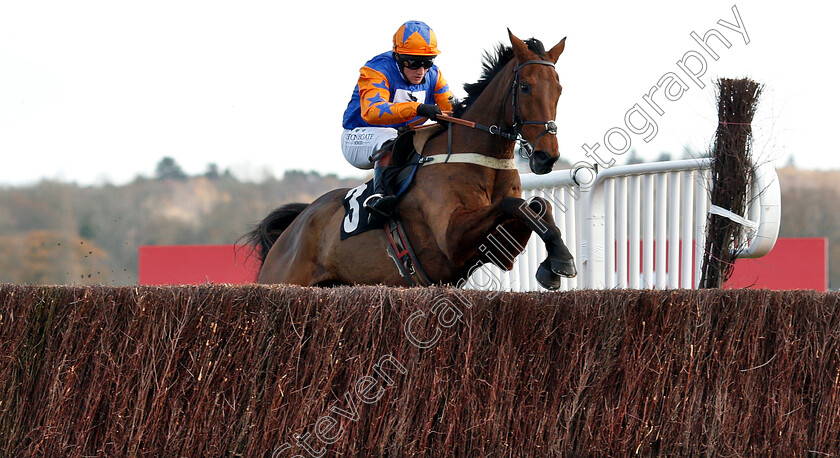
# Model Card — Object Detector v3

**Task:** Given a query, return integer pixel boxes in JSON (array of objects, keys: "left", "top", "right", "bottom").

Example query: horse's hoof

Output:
[
  {"left": 536, "top": 262, "right": 563, "bottom": 290},
  {"left": 550, "top": 257, "right": 577, "bottom": 278}
]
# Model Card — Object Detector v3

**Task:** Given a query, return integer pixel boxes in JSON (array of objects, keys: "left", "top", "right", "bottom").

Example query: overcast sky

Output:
[{"left": 0, "top": 1, "right": 835, "bottom": 186}]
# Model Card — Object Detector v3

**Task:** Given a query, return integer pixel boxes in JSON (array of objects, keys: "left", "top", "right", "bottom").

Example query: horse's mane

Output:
[{"left": 453, "top": 38, "right": 547, "bottom": 117}]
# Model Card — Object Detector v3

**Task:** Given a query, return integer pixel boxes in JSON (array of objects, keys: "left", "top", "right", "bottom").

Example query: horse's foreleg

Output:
[
  {"left": 440, "top": 200, "right": 516, "bottom": 267},
  {"left": 442, "top": 197, "right": 576, "bottom": 288},
  {"left": 502, "top": 197, "right": 576, "bottom": 288}
]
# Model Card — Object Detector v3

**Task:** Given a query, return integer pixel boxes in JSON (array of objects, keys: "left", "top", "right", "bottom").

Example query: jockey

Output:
[{"left": 341, "top": 20, "right": 456, "bottom": 221}]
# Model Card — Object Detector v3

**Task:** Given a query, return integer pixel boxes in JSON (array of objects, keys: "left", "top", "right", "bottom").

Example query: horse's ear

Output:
[
  {"left": 507, "top": 28, "right": 532, "bottom": 61},
  {"left": 547, "top": 37, "right": 566, "bottom": 63}
]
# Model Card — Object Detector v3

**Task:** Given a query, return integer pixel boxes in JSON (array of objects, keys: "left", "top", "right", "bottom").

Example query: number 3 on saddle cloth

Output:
[{"left": 340, "top": 126, "right": 442, "bottom": 286}]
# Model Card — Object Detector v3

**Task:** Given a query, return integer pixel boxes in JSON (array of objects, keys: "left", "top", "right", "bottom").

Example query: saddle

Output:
[{"left": 340, "top": 125, "right": 443, "bottom": 286}]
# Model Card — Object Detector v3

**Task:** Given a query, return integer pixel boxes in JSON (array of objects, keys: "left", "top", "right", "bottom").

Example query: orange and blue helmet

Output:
[{"left": 392, "top": 21, "right": 441, "bottom": 56}]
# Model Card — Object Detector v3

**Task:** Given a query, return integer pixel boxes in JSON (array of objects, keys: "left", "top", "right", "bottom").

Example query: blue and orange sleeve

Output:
[
  {"left": 433, "top": 69, "right": 456, "bottom": 112},
  {"left": 358, "top": 67, "right": 420, "bottom": 125}
]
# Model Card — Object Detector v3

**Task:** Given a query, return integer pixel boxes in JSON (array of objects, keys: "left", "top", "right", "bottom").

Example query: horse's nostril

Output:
[
  {"left": 534, "top": 150, "right": 556, "bottom": 166},
  {"left": 530, "top": 151, "right": 558, "bottom": 175}
]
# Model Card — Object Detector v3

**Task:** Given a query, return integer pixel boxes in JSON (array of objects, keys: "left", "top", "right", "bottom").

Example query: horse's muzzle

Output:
[{"left": 530, "top": 150, "right": 558, "bottom": 175}]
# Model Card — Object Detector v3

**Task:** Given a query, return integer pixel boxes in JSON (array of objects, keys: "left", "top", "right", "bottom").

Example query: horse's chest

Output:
[
  {"left": 458, "top": 176, "right": 520, "bottom": 207},
  {"left": 490, "top": 176, "right": 521, "bottom": 201}
]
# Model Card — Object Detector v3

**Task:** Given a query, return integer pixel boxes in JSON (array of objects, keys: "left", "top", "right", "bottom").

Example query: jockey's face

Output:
[
  {"left": 402, "top": 65, "right": 428, "bottom": 85},
  {"left": 398, "top": 54, "right": 433, "bottom": 85}
]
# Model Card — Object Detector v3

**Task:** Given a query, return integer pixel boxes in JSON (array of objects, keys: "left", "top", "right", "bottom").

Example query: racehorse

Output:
[{"left": 244, "top": 30, "right": 576, "bottom": 289}]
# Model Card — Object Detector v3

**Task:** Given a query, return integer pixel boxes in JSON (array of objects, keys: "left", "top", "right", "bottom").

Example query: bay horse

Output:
[{"left": 245, "top": 30, "right": 575, "bottom": 289}]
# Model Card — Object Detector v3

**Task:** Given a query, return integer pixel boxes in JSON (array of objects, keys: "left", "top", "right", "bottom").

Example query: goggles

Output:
[{"left": 400, "top": 56, "right": 434, "bottom": 70}]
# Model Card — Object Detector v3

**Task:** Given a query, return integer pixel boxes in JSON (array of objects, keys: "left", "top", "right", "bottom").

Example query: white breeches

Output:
[{"left": 340, "top": 127, "right": 399, "bottom": 169}]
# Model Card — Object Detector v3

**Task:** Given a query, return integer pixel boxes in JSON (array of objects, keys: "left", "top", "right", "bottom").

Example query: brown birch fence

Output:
[{"left": 1, "top": 284, "right": 838, "bottom": 456}]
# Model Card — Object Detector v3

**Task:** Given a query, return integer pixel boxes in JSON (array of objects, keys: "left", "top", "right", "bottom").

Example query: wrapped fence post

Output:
[{"left": 699, "top": 78, "right": 763, "bottom": 288}]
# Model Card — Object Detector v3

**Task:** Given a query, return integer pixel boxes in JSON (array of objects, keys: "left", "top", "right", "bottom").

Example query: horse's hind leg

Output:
[
  {"left": 257, "top": 248, "right": 319, "bottom": 285},
  {"left": 258, "top": 259, "right": 320, "bottom": 285},
  {"left": 257, "top": 230, "right": 332, "bottom": 285}
]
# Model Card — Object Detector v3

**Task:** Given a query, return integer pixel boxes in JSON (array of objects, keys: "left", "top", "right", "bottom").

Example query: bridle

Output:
[
  {"left": 506, "top": 59, "right": 559, "bottom": 158},
  {"left": 416, "top": 58, "right": 560, "bottom": 164},
  {"left": 447, "top": 59, "right": 558, "bottom": 159}
]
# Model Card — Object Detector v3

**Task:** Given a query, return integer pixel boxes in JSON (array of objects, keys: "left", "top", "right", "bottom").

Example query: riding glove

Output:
[{"left": 416, "top": 104, "right": 442, "bottom": 121}]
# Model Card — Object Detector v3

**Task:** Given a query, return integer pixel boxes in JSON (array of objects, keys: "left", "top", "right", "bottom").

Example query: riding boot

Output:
[{"left": 364, "top": 148, "right": 398, "bottom": 224}]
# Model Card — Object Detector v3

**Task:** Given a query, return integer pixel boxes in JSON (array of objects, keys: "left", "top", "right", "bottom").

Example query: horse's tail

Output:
[{"left": 241, "top": 203, "right": 309, "bottom": 265}]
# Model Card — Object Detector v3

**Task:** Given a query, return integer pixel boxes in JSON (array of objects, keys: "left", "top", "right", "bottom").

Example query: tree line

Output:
[{"left": 0, "top": 158, "right": 363, "bottom": 285}]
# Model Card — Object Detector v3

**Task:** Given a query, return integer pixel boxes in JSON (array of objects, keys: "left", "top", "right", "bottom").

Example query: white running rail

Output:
[{"left": 467, "top": 158, "right": 781, "bottom": 291}]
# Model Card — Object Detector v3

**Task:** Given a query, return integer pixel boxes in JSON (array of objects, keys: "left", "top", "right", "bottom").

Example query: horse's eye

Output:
[{"left": 519, "top": 83, "right": 530, "bottom": 94}]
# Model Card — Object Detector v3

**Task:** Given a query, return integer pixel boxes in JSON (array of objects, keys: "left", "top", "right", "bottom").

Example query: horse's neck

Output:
[{"left": 458, "top": 67, "right": 515, "bottom": 159}]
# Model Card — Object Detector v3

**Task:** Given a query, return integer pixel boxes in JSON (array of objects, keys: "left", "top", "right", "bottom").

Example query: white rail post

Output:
[
  {"left": 573, "top": 183, "right": 587, "bottom": 288},
  {"left": 655, "top": 173, "right": 668, "bottom": 288},
  {"left": 642, "top": 174, "right": 655, "bottom": 288},
  {"left": 680, "top": 171, "right": 695, "bottom": 288},
  {"left": 605, "top": 179, "right": 616, "bottom": 288},
  {"left": 583, "top": 183, "right": 604, "bottom": 289},
  {"left": 668, "top": 171, "right": 681, "bottom": 289},
  {"left": 629, "top": 175, "right": 641, "bottom": 289},
  {"left": 616, "top": 177, "right": 628, "bottom": 288}
]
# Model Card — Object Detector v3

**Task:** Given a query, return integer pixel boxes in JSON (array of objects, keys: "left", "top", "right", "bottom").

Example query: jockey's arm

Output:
[
  {"left": 432, "top": 69, "right": 456, "bottom": 113},
  {"left": 358, "top": 67, "right": 421, "bottom": 125}
]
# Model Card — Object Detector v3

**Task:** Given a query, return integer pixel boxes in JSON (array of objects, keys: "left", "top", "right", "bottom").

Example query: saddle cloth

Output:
[
  {"left": 339, "top": 156, "right": 421, "bottom": 240},
  {"left": 340, "top": 125, "right": 442, "bottom": 240},
  {"left": 340, "top": 181, "right": 377, "bottom": 240}
]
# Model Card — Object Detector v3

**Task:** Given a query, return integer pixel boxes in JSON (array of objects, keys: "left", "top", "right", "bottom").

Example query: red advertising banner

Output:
[
  {"left": 725, "top": 238, "right": 828, "bottom": 291},
  {"left": 138, "top": 238, "right": 828, "bottom": 291},
  {"left": 138, "top": 245, "right": 260, "bottom": 285}
]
